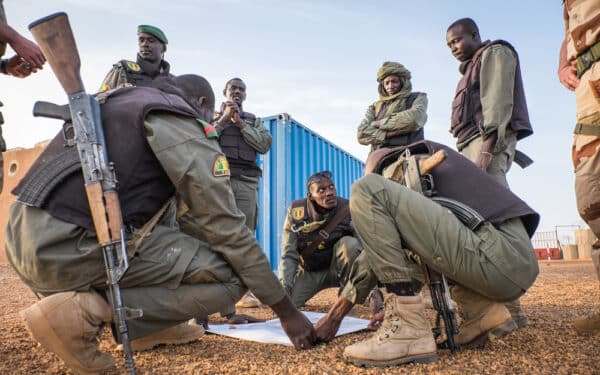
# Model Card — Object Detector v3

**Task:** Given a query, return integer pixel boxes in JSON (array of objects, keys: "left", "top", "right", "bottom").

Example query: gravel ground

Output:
[{"left": 0, "top": 260, "right": 598, "bottom": 374}]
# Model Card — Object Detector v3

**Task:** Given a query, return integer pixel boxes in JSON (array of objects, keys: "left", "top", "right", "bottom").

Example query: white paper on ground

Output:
[{"left": 205, "top": 311, "right": 369, "bottom": 346}]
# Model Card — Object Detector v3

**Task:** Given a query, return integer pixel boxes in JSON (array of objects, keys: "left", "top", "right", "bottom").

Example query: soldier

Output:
[
  {"left": 0, "top": 0, "right": 45, "bottom": 192},
  {"left": 278, "top": 171, "right": 362, "bottom": 307},
  {"left": 446, "top": 17, "right": 533, "bottom": 329},
  {"left": 314, "top": 141, "right": 539, "bottom": 367},
  {"left": 6, "top": 75, "right": 315, "bottom": 374},
  {"left": 557, "top": 0, "right": 600, "bottom": 335},
  {"left": 99, "top": 24, "right": 173, "bottom": 91},
  {"left": 357, "top": 61, "right": 427, "bottom": 152},
  {"left": 213, "top": 77, "right": 272, "bottom": 308}
]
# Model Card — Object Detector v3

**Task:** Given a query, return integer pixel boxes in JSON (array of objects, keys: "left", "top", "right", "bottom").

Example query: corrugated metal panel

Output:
[{"left": 256, "top": 113, "right": 364, "bottom": 270}]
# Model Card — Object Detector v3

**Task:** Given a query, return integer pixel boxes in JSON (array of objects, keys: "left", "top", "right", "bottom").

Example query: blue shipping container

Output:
[{"left": 256, "top": 113, "right": 365, "bottom": 270}]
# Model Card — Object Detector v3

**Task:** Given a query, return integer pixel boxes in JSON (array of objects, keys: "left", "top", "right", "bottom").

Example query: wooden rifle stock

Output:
[{"left": 29, "top": 12, "right": 84, "bottom": 95}]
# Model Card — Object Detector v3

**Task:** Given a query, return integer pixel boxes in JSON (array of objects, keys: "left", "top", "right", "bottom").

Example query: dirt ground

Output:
[{"left": 0, "top": 260, "right": 598, "bottom": 375}]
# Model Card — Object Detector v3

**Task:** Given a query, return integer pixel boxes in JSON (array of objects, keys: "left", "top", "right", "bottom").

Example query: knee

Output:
[{"left": 335, "top": 236, "right": 361, "bottom": 262}]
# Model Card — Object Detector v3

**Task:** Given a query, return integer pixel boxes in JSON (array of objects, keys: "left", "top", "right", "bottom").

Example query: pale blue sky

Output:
[{"left": 2, "top": 1, "right": 579, "bottom": 232}]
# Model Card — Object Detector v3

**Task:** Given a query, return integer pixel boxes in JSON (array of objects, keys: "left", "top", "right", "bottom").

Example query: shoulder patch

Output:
[
  {"left": 213, "top": 155, "right": 231, "bottom": 177},
  {"left": 126, "top": 61, "right": 141, "bottom": 72},
  {"left": 291, "top": 207, "right": 305, "bottom": 220},
  {"left": 196, "top": 119, "right": 218, "bottom": 138}
]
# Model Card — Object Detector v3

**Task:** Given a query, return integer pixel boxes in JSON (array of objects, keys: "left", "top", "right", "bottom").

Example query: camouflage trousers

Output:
[
  {"left": 572, "top": 60, "right": 600, "bottom": 281},
  {"left": 349, "top": 174, "right": 538, "bottom": 301},
  {"left": 289, "top": 236, "right": 361, "bottom": 307}
]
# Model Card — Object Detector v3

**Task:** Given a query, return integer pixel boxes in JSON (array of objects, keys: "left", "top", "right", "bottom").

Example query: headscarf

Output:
[{"left": 374, "top": 61, "right": 413, "bottom": 117}]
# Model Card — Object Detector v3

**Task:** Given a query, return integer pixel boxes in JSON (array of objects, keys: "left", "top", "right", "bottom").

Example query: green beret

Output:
[{"left": 137, "top": 25, "right": 168, "bottom": 45}]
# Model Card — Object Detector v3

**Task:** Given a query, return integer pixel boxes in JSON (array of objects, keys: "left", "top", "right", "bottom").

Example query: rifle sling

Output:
[{"left": 300, "top": 202, "right": 350, "bottom": 262}]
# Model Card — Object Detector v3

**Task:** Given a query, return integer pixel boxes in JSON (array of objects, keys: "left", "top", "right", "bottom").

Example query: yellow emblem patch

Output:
[
  {"left": 213, "top": 155, "right": 231, "bottom": 177},
  {"left": 127, "top": 61, "right": 141, "bottom": 72},
  {"left": 292, "top": 207, "right": 305, "bottom": 220}
]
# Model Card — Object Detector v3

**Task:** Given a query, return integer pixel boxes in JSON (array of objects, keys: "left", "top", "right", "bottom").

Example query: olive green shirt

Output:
[{"left": 357, "top": 93, "right": 427, "bottom": 151}]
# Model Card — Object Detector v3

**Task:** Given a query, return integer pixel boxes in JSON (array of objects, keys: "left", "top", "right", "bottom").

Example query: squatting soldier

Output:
[
  {"left": 315, "top": 141, "right": 539, "bottom": 368},
  {"left": 7, "top": 75, "right": 315, "bottom": 374},
  {"left": 558, "top": 0, "right": 600, "bottom": 335},
  {"left": 213, "top": 77, "right": 272, "bottom": 308},
  {"left": 446, "top": 17, "right": 534, "bottom": 329},
  {"left": 279, "top": 171, "right": 362, "bottom": 308},
  {"left": 0, "top": 0, "right": 45, "bottom": 192},
  {"left": 357, "top": 61, "right": 427, "bottom": 152},
  {"left": 99, "top": 24, "right": 173, "bottom": 91}
]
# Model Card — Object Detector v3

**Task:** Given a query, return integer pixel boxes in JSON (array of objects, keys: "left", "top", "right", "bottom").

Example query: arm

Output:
[
  {"left": 0, "top": 19, "right": 45, "bottom": 69},
  {"left": 558, "top": 38, "right": 579, "bottom": 91},
  {"left": 357, "top": 104, "right": 387, "bottom": 147},
  {"left": 240, "top": 116, "right": 272, "bottom": 154},
  {"left": 145, "top": 113, "right": 315, "bottom": 349},
  {"left": 377, "top": 93, "right": 428, "bottom": 133},
  {"left": 278, "top": 218, "right": 300, "bottom": 294}
]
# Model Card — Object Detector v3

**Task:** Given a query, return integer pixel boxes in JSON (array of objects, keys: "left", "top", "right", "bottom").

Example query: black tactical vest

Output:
[
  {"left": 14, "top": 86, "right": 200, "bottom": 231},
  {"left": 120, "top": 59, "right": 173, "bottom": 87},
  {"left": 217, "top": 110, "right": 261, "bottom": 177},
  {"left": 287, "top": 197, "right": 352, "bottom": 271},
  {"left": 450, "top": 40, "right": 533, "bottom": 148},
  {"left": 364, "top": 140, "right": 539, "bottom": 236}
]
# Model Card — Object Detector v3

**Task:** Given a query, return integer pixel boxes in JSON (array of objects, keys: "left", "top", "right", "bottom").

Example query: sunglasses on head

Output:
[{"left": 306, "top": 171, "right": 332, "bottom": 189}]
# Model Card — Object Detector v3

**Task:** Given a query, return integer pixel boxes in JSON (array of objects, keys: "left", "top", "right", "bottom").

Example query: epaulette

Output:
[{"left": 196, "top": 118, "right": 218, "bottom": 139}]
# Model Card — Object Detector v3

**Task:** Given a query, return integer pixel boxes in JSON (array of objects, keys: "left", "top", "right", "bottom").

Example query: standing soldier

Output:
[
  {"left": 213, "top": 78, "right": 272, "bottom": 308},
  {"left": 558, "top": 0, "right": 600, "bottom": 335},
  {"left": 99, "top": 24, "right": 173, "bottom": 91},
  {"left": 357, "top": 61, "right": 427, "bottom": 152},
  {"left": 279, "top": 171, "right": 362, "bottom": 307},
  {"left": 446, "top": 17, "right": 533, "bottom": 330},
  {"left": 0, "top": 0, "right": 45, "bottom": 192}
]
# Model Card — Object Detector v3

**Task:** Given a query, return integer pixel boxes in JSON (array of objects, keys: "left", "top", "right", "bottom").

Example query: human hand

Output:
[
  {"left": 476, "top": 151, "right": 493, "bottom": 171},
  {"left": 10, "top": 35, "right": 45, "bottom": 70},
  {"left": 558, "top": 63, "right": 579, "bottom": 91},
  {"left": 367, "top": 310, "right": 385, "bottom": 331},
  {"left": 270, "top": 295, "right": 316, "bottom": 350},
  {"left": 5, "top": 55, "right": 36, "bottom": 77},
  {"left": 314, "top": 313, "right": 342, "bottom": 342}
]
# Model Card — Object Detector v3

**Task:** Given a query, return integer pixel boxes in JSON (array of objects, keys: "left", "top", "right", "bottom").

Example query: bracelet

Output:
[{"left": 0, "top": 59, "right": 7, "bottom": 75}]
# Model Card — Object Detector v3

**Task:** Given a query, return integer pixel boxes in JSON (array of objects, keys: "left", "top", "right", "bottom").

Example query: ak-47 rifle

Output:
[
  {"left": 28, "top": 13, "right": 141, "bottom": 374},
  {"left": 400, "top": 149, "right": 460, "bottom": 352}
]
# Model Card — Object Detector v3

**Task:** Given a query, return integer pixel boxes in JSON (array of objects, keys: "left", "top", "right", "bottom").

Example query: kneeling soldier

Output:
[{"left": 279, "top": 171, "right": 362, "bottom": 307}]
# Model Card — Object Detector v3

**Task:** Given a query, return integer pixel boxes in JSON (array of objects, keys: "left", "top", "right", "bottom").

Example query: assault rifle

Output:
[
  {"left": 400, "top": 149, "right": 460, "bottom": 352},
  {"left": 28, "top": 13, "right": 141, "bottom": 374}
]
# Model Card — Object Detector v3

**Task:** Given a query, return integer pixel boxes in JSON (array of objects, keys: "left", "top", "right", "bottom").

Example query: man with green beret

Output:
[
  {"left": 99, "top": 24, "right": 173, "bottom": 92},
  {"left": 357, "top": 61, "right": 428, "bottom": 153}
]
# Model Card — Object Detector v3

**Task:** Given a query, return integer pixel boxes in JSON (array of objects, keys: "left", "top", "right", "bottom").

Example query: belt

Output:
[
  {"left": 574, "top": 123, "right": 600, "bottom": 136},
  {"left": 576, "top": 40, "right": 600, "bottom": 77}
]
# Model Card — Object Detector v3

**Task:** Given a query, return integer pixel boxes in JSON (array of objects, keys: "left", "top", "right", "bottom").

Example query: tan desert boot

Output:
[
  {"left": 126, "top": 322, "right": 205, "bottom": 351},
  {"left": 20, "top": 291, "right": 115, "bottom": 374},
  {"left": 343, "top": 294, "right": 438, "bottom": 367},
  {"left": 235, "top": 291, "right": 262, "bottom": 308},
  {"left": 574, "top": 309, "right": 600, "bottom": 336},
  {"left": 451, "top": 285, "right": 517, "bottom": 349}
]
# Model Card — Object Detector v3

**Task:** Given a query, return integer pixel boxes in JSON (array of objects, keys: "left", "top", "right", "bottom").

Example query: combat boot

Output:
[
  {"left": 343, "top": 294, "right": 438, "bottom": 367},
  {"left": 574, "top": 309, "right": 600, "bottom": 335},
  {"left": 126, "top": 322, "right": 205, "bottom": 351},
  {"left": 20, "top": 291, "right": 115, "bottom": 374},
  {"left": 451, "top": 285, "right": 517, "bottom": 349},
  {"left": 504, "top": 298, "right": 528, "bottom": 329}
]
